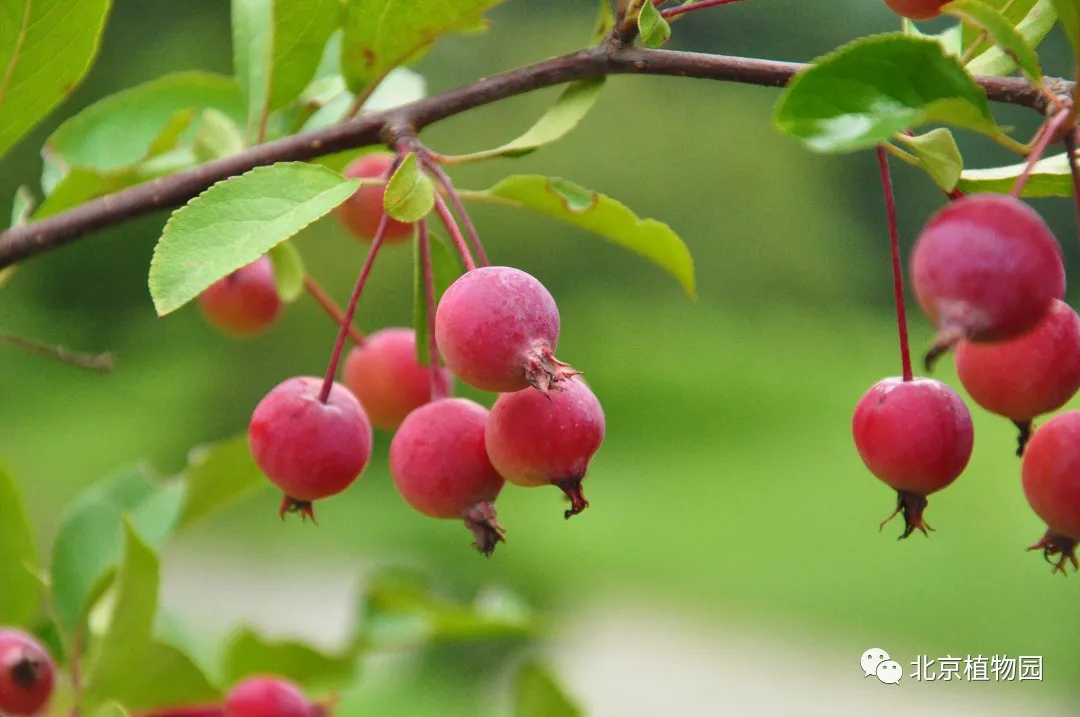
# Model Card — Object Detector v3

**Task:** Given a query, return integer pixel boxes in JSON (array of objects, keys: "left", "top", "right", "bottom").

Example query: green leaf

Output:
[
  {"left": 45, "top": 71, "right": 243, "bottom": 173},
  {"left": 637, "top": 1, "right": 671, "bottom": 48},
  {"left": 299, "top": 67, "right": 427, "bottom": 133},
  {"left": 192, "top": 109, "right": 246, "bottom": 162},
  {"left": 960, "top": 0, "right": 1037, "bottom": 57},
  {"left": 88, "top": 702, "right": 128, "bottom": 717},
  {"left": 221, "top": 627, "right": 360, "bottom": 691},
  {"left": 465, "top": 175, "right": 695, "bottom": 298},
  {"left": 341, "top": 0, "right": 503, "bottom": 93},
  {"left": 149, "top": 162, "right": 361, "bottom": 316},
  {"left": 84, "top": 522, "right": 159, "bottom": 706},
  {"left": 0, "top": 460, "right": 38, "bottom": 626},
  {"left": 176, "top": 434, "right": 266, "bottom": 529},
  {"left": 102, "top": 640, "right": 221, "bottom": 709},
  {"left": 773, "top": 34, "right": 1001, "bottom": 153},
  {"left": 384, "top": 152, "right": 434, "bottom": 222},
  {"left": 1050, "top": 0, "right": 1079, "bottom": 49},
  {"left": 232, "top": 0, "right": 340, "bottom": 141},
  {"left": 441, "top": 78, "right": 606, "bottom": 164},
  {"left": 0, "top": 0, "right": 111, "bottom": 161},
  {"left": 944, "top": 0, "right": 1042, "bottom": 81},
  {"left": 956, "top": 152, "right": 1076, "bottom": 196},
  {"left": 268, "top": 241, "right": 306, "bottom": 302},
  {"left": 10, "top": 185, "right": 33, "bottom": 227},
  {"left": 966, "top": 0, "right": 1057, "bottom": 76},
  {"left": 413, "top": 232, "right": 463, "bottom": 366},
  {"left": 895, "top": 128, "right": 964, "bottom": 191},
  {"left": 592, "top": 0, "right": 616, "bottom": 42},
  {"left": 50, "top": 467, "right": 184, "bottom": 633},
  {"left": 514, "top": 661, "right": 581, "bottom": 717}
]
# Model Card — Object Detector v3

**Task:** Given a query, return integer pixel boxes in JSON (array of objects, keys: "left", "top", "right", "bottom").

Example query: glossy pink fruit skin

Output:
[
  {"left": 249, "top": 377, "right": 373, "bottom": 501},
  {"left": 198, "top": 256, "right": 282, "bottom": 337},
  {"left": 0, "top": 630, "right": 55, "bottom": 716},
  {"left": 485, "top": 379, "right": 606, "bottom": 488},
  {"left": 390, "top": 398, "right": 504, "bottom": 518},
  {"left": 435, "top": 266, "right": 561, "bottom": 392},
  {"left": 342, "top": 328, "right": 453, "bottom": 431},
  {"left": 225, "top": 676, "right": 310, "bottom": 717},
  {"left": 852, "top": 377, "right": 973, "bottom": 496},
  {"left": 956, "top": 299, "right": 1080, "bottom": 421},
  {"left": 336, "top": 152, "right": 415, "bottom": 243},
  {"left": 1022, "top": 411, "right": 1080, "bottom": 540},
  {"left": 911, "top": 194, "right": 1065, "bottom": 342}
]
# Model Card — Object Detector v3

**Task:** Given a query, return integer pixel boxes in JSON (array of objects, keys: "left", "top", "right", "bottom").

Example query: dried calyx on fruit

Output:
[
  {"left": 1021, "top": 411, "right": 1080, "bottom": 574},
  {"left": 0, "top": 629, "right": 55, "bottom": 717}
]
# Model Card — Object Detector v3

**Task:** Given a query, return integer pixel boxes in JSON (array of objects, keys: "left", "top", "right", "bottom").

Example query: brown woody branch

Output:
[{"left": 0, "top": 44, "right": 1066, "bottom": 270}]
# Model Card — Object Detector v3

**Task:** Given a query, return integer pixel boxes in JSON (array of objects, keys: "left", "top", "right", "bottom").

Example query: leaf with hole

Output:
[{"left": 149, "top": 162, "right": 360, "bottom": 316}]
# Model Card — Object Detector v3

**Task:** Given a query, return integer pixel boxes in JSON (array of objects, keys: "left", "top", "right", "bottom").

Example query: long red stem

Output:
[
  {"left": 423, "top": 159, "right": 490, "bottom": 266},
  {"left": 418, "top": 220, "right": 449, "bottom": 401},
  {"left": 661, "top": 0, "right": 751, "bottom": 19},
  {"left": 1063, "top": 130, "right": 1080, "bottom": 245},
  {"left": 432, "top": 193, "right": 477, "bottom": 271},
  {"left": 318, "top": 214, "right": 389, "bottom": 403},
  {"left": 877, "top": 146, "right": 913, "bottom": 382},
  {"left": 1012, "top": 110, "right": 1072, "bottom": 198},
  {"left": 303, "top": 275, "right": 365, "bottom": 346}
]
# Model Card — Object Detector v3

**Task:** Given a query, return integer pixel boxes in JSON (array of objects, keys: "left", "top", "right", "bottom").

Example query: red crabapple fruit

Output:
[
  {"left": 198, "top": 256, "right": 282, "bottom": 338},
  {"left": 910, "top": 193, "right": 1065, "bottom": 369},
  {"left": 389, "top": 398, "right": 506, "bottom": 555},
  {"left": 956, "top": 299, "right": 1080, "bottom": 456},
  {"left": 852, "top": 377, "right": 974, "bottom": 538},
  {"left": 225, "top": 676, "right": 311, "bottom": 717},
  {"left": 485, "top": 378, "right": 605, "bottom": 518},
  {"left": 342, "top": 328, "right": 453, "bottom": 431},
  {"left": 435, "top": 266, "right": 578, "bottom": 394},
  {"left": 249, "top": 376, "right": 373, "bottom": 521},
  {"left": 884, "top": 0, "right": 947, "bottom": 20},
  {"left": 1021, "top": 411, "right": 1080, "bottom": 573},
  {"left": 335, "top": 152, "right": 415, "bottom": 244},
  {"left": 0, "top": 629, "right": 55, "bottom": 716}
]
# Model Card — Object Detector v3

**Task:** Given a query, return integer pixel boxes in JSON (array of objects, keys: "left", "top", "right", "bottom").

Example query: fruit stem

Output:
[
  {"left": 1063, "top": 129, "right": 1080, "bottom": 245},
  {"left": 133, "top": 707, "right": 224, "bottom": 717},
  {"left": 0, "top": 332, "right": 114, "bottom": 373},
  {"left": 303, "top": 275, "right": 366, "bottom": 346},
  {"left": 422, "top": 158, "right": 490, "bottom": 266},
  {"left": 876, "top": 146, "right": 913, "bottom": 383},
  {"left": 317, "top": 214, "right": 389, "bottom": 404},
  {"left": 1011, "top": 109, "right": 1072, "bottom": 198},
  {"left": 432, "top": 192, "right": 477, "bottom": 271},
  {"left": 661, "top": 0, "right": 751, "bottom": 19},
  {"left": 418, "top": 220, "right": 450, "bottom": 401}
]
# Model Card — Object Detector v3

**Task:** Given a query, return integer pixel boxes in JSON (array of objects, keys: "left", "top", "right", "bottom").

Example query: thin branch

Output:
[
  {"left": 0, "top": 45, "right": 1066, "bottom": 270},
  {"left": 0, "top": 332, "right": 113, "bottom": 373}
]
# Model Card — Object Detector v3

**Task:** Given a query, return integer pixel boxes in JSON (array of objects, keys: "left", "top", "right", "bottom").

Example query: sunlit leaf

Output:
[
  {"left": 193, "top": 108, "right": 246, "bottom": 162},
  {"left": 384, "top": 152, "right": 434, "bottom": 222},
  {"left": 956, "top": 152, "right": 1076, "bottom": 196},
  {"left": 637, "top": 1, "right": 671, "bottom": 48}
]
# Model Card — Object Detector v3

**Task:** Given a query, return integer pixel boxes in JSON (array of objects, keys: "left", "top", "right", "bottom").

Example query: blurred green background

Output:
[{"left": 2, "top": 1, "right": 1079, "bottom": 714}]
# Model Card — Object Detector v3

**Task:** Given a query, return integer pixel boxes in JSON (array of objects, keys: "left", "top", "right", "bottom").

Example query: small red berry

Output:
[
  {"left": 0, "top": 629, "right": 55, "bottom": 716},
  {"left": 342, "top": 328, "right": 453, "bottom": 431},
  {"left": 198, "top": 256, "right": 283, "bottom": 338},
  {"left": 225, "top": 676, "right": 311, "bottom": 717},
  {"left": 335, "top": 152, "right": 415, "bottom": 244},
  {"left": 390, "top": 398, "right": 506, "bottom": 555},
  {"left": 884, "top": 0, "right": 947, "bottom": 20},
  {"left": 852, "top": 377, "right": 974, "bottom": 538},
  {"left": 956, "top": 299, "right": 1080, "bottom": 456},
  {"left": 485, "top": 378, "right": 605, "bottom": 518},
  {"left": 1021, "top": 411, "right": 1080, "bottom": 573},
  {"left": 249, "top": 376, "right": 373, "bottom": 521},
  {"left": 435, "top": 266, "right": 578, "bottom": 394},
  {"left": 910, "top": 194, "right": 1065, "bottom": 368}
]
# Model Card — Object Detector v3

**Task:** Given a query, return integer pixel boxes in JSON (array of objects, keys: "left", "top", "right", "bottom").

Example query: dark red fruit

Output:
[
  {"left": 1021, "top": 411, "right": 1080, "bottom": 573},
  {"left": 852, "top": 377, "right": 974, "bottom": 538},
  {"left": 335, "top": 152, "right": 415, "bottom": 244},
  {"left": 0, "top": 629, "right": 55, "bottom": 716},
  {"left": 435, "top": 266, "right": 577, "bottom": 394},
  {"left": 485, "top": 378, "right": 605, "bottom": 518},
  {"left": 249, "top": 376, "right": 373, "bottom": 521},
  {"left": 342, "top": 328, "right": 453, "bottom": 431},
  {"left": 884, "top": 0, "right": 947, "bottom": 20},
  {"left": 910, "top": 194, "right": 1065, "bottom": 369},
  {"left": 225, "top": 676, "right": 311, "bottom": 717},
  {"left": 390, "top": 398, "right": 506, "bottom": 555},
  {"left": 956, "top": 299, "right": 1080, "bottom": 456},
  {"left": 198, "top": 256, "right": 282, "bottom": 338}
]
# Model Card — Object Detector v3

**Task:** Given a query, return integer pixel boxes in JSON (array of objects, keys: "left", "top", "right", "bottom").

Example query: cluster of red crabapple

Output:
[
  {"left": 200, "top": 151, "right": 606, "bottom": 556},
  {"left": 0, "top": 626, "right": 327, "bottom": 717}
]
